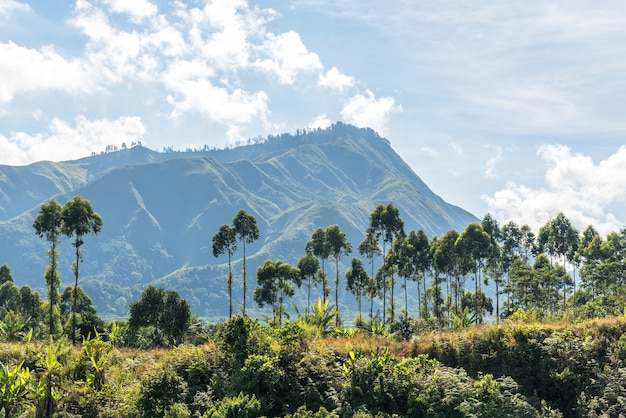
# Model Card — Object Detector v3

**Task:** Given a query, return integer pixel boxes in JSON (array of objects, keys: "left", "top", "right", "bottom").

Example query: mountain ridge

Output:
[{"left": 0, "top": 123, "right": 478, "bottom": 320}]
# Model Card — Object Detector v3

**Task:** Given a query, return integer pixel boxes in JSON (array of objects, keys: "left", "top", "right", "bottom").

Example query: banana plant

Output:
[{"left": 0, "top": 361, "right": 33, "bottom": 418}]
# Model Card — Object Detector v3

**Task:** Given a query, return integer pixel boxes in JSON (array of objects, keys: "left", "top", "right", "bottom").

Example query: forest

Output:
[{"left": 1, "top": 197, "right": 626, "bottom": 417}]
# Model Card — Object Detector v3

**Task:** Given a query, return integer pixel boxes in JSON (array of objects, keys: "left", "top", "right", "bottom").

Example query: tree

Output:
[
  {"left": 536, "top": 213, "right": 579, "bottom": 305},
  {"left": 254, "top": 260, "right": 301, "bottom": 326},
  {"left": 461, "top": 290, "right": 493, "bottom": 324},
  {"left": 18, "top": 285, "right": 44, "bottom": 333},
  {"left": 212, "top": 224, "right": 237, "bottom": 318},
  {"left": 358, "top": 229, "right": 381, "bottom": 322},
  {"left": 482, "top": 214, "right": 505, "bottom": 323},
  {"left": 232, "top": 209, "right": 260, "bottom": 315},
  {"left": 550, "top": 212, "right": 579, "bottom": 303},
  {"left": 33, "top": 198, "right": 63, "bottom": 337},
  {"left": 325, "top": 224, "right": 352, "bottom": 326},
  {"left": 395, "top": 229, "right": 431, "bottom": 321},
  {"left": 368, "top": 203, "right": 405, "bottom": 324},
  {"left": 61, "top": 195, "right": 103, "bottom": 344},
  {"left": 60, "top": 286, "right": 104, "bottom": 340},
  {"left": 456, "top": 223, "right": 491, "bottom": 324},
  {"left": 297, "top": 253, "right": 320, "bottom": 316},
  {"left": 129, "top": 286, "right": 191, "bottom": 346},
  {"left": 0, "top": 265, "right": 12, "bottom": 286},
  {"left": 433, "top": 229, "right": 463, "bottom": 319},
  {"left": 305, "top": 227, "right": 331, "bottom": 303},
  {"left": 345, "top": 257, "right": 369, "bottom": 323},
  {"left": 429, "top": 236, "right": 446, "bottom": 322}
]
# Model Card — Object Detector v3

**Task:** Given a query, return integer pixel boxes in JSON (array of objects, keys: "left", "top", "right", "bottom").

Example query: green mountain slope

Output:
[{"left": 0, "top": 123, "right": 477, "bottom": 320}]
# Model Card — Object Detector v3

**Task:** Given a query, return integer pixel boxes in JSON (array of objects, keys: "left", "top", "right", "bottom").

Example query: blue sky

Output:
[{"left": 2, "top": 0, "right": 626, "bottom": 235}]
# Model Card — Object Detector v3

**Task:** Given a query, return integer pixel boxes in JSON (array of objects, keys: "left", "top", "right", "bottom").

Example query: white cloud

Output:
[
  {"left": 484, "top": 144, "right": 626, "bottom": 236},
  {"left": 0, "top": 0, "right": 30, "bottom": 17},
  {"left": 318, "top": 67, "right": 355, "bottom": 92},
  {"left": 0, "top": 116, "right": 145, "bottom": 166},
  {"left": 340, "top": 90, "right": 401, "bottom": 135},
  {"left": 101, "top": 0, "right": 157, "bottom": 23},
  {"left": 0, "top": 42, "right": 94, "bottom": 103},
  {"left": 449, "top": 142, "right": 464, "bottom": 156},
  {"left": 484, "top": 144, "right": 502, "bottom": 179},
  {"left": 254, "top": 30, "right": 323, "bottom": 84},
  {"left": 307, "top": 114, "right": 331, "bottom": 131},
  {"left": 161, "top": 56, "right": 270, "bottom": 125},
  {"left": 420, "top": 146, "right": 438, "bottom": 156}
]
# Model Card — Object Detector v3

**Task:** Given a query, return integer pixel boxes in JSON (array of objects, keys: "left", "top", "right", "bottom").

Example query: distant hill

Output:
[{"left": 0, "top": 123, "right": 477, "bottom": 320}]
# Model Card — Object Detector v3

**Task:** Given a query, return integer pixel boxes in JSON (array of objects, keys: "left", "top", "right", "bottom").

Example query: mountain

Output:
[{"left": 0, "top": 123, "right": 477, "bottom": 320}]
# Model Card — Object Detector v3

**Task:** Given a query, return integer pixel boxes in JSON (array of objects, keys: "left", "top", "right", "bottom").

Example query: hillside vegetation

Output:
[
  {"left": 0, "top": 123, "right": 476, "bottom": 319},
  {"left": 5, "top": 315, "right": 626, "bottom": 417}
]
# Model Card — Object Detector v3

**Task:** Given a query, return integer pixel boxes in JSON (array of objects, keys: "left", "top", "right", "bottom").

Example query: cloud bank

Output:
[
  {"left": 0, "top": 0, "right": 400, "bottom": 164},
  {"left": 484, "top": 145, "right": 626, "bottom": 236}
]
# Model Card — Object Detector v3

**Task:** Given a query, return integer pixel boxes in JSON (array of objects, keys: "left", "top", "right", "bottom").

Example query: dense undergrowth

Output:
[{"left": 4, "top": 315, "right": 626, "bottom": 417}]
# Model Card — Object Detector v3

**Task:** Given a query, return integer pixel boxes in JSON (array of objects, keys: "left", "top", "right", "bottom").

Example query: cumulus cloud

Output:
[
  {"left": 340, "top": 90, "right": 401, "bottom": 135},
  {"left": 101, "top": 0, "right": 157, "bottom": 23},
  {"left": 0, "top": 0, "right": 30, "bottom": 17},
  {"left": 484, "top": 144, "right": 626, "bottom": 236},
  {"left": 0, "top": 0, "right": 394, "bottom": 164},
  {"left": 0, "top": 116, "right": 145, "bottom": 166},
  {"left": 254, "top": 30, "right": 323, "bottom": 84},
  {"left": 318, "top": 67, "right": 355, "bottom": 92},
  {"left": 307, "top": 114, "right": 332, "bottom": 131},
  {"left": 0, "top": 42, "right": 94, "bottom": 103}
]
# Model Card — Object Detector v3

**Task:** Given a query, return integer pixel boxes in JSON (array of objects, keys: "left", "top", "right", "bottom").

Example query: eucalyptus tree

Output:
[
  {"left": 213, "top": 224, "right": 238, "bottom": 318},
  {"left": 394, "top": 230, "right": 431, "bottom": 322},
  {"left": 345, "top": 257, "right": 369, "bottom": 323},
  {"left": 481, "top": 214, "right": 505, "bottom": 323},
  {"left": 297, "top": 253, "right": 320, "bottom": 315},
  {"left": 326, "top": 224, "right": 352, "bottom": 326},
  {"left": 254, "top": 259, "right": 301, "bottom": 326},
  {"left": 433, "top": 229, "right": 462, "bottom": 318},
  {"left": 358, "top": 229, "right": 381, "bottom": 322},
  {"left": 33, "top": 198, "right": 64, "bottom": 337},
  {"left": 368, "top": 203, "right": 405, "bottom": 324},
  {"left": 552, "top": 213, "right": 580, "bottom": 303},
  {"left": 429, "top": 235, "right": 446, "bottom": 322},
  {"left": 61, "top": 195, "right": 103, "bottom": 343},
  {"left": 233, "top": 209, "right": 260, "bottom": 315},
  {"left": 409, "top": 229, "right": 431, "bottom": 319},
  {"left": 393, "top": 236, "right": 412, "bottom": 322},
  {"left": 456, "top": 223, "right": 491, "bottom": 324},
  {"left": 537, "top": 213, "right": 579, "bottom": 305},
  {"left": 578, "top": 225, "right": 603, "bottom": 300},
  {"left": 305, "top": 227, "right": 331, "bottom": 303},
  {"left": 0, "top": 265, "right": 12, "bottom": 285}
]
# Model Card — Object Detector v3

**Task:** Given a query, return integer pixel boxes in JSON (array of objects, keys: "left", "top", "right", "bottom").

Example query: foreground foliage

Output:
[{"left": 17, "top": 315, "right": 626, "bottom": 416}]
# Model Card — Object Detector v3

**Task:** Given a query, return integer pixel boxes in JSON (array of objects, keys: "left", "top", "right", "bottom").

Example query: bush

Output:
[
  {"left": 203, "top": 393, "right": 261, "bottom": 418},
  {"left": 137, "top": 369, "right": 188, "bottom": 418}
]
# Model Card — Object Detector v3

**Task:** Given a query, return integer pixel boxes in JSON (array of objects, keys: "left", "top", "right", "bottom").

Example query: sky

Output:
[{"left": 2, "top": 0, "right": 626, "bottom": 236}]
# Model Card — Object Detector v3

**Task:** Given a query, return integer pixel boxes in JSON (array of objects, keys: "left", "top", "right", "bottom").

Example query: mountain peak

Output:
[{"left": 0, "top": 125, "right": 476, "bottom": 320}]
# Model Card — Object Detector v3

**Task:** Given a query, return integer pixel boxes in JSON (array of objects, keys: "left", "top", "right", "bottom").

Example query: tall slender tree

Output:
[
  {"left": 345, "top": 257, "right": 369, "bottom": 324},
  {"left": 433, "top": 229, "right": 462, "bottom": 319},
  {"left": 456, "top": 222, "right": 491, "bottom": 324},
  {"left": 305, "top": 228, "right": 331, "bottom": 303},
  {"left": 33, "top": 198, "right": 64, "bottom": 337},
  {"left": 326, "top": 224, "right": 352, "bottom": 326},
  {"left": 232, "top": 209, "right": 259, "bottom": 315},
  {"left": 368, "top": 203, "right": 404, "bottom": 324},
  {"left": 358, "top": 229, "right": 381, "bottom": 322},
  {"left": 61, "top": 195, "right": 103, "bottom": 343},
  {"left": 212, "top": 224, "right": 238, "bottom": 318},
  {"left": 297, "top": 253, "right": 320, "bottom": 316}
]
